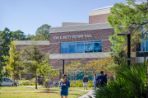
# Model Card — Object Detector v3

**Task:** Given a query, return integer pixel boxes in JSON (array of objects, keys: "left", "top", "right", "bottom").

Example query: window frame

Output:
[{"left": 60, "top": 40, "right": 102, "bottom": 54}]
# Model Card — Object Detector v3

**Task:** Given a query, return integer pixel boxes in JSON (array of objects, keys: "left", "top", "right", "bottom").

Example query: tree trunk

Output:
[
  {"left": 35, "top": 73, "right": 38, "bottom": 89},
  {"left": 19, "top": 73, "right": 22, "bottom": 80}
]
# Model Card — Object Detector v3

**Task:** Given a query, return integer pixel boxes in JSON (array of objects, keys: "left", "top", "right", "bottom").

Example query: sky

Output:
[{"left": 0, "top": 0, "right": 125, "bottom": 35}]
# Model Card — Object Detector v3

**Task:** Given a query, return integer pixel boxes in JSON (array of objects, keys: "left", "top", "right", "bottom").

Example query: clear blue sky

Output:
[{"left": 0, "top": 0, "right": 125, "bottom": 35}]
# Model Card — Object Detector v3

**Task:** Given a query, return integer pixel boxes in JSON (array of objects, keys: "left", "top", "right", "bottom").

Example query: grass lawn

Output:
[{"left": 0, "top": 86, "right": 90, "bottom": 98}]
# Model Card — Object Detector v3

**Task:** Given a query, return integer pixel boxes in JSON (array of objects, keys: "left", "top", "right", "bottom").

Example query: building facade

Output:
[
  {"left": 15, "top": 7, "right": 148, "bottom": 70},
  {"left": 15, "top": 41, "right": 50, "bottom": 54},
  {"left": 49, "top": 7, "right": 113, "bottom": 69}
]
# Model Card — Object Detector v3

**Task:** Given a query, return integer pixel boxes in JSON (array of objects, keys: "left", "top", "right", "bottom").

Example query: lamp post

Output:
[
  {"left": 118, "top": 33, "right": 131, "bottom": 67},
  {"left": 59, "top": 59, "right": 65, "bottom": 79},
  {"left": 62, "top": 59, "right": 65, "bottom": 74}
]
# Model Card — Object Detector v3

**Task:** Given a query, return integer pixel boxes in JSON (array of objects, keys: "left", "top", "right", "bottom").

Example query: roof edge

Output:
[{"left": 50, "top": 23, "right": 112, "bottom": 33}]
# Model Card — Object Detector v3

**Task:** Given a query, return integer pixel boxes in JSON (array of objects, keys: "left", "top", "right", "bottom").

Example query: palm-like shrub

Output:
[{"left": 96, "top": 64, "right": 148, "bottom": 98}]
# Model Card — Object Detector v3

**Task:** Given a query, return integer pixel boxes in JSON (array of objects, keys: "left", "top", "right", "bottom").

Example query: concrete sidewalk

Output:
[{"left": 79, "top": 90, "right": 95, "bottom": 98}]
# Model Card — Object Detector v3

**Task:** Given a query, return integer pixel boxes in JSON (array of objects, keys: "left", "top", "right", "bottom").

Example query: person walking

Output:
[
  {"left": 83, "top": 75, "right": 88, "bottom": 90},
  {"left": 96, "top": 71, "right": 107, "bottom": 88},
  {"left": 59, "top": 74, "right": 70, "bottom": 98},
  {"left": 104, "top": 74, "right": 108, "bottom": 86},
  {"left": 93, "top": 72, "right": 97, "bottom": 90}
]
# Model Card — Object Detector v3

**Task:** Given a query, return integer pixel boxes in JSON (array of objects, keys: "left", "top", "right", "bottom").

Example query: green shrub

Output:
[
  {"left": 70, "top": 80, "right": 83, "bottom": 87},
  {"left": 19, "top": 80, "right": 35, "bottom": 86},
  {"left": 88, "top": 81, "right": 93, "bottom": 87},
  {"left": 96, "top": 64, "right": 148, "bottom": 98},
  {"left": 70, "top": 80, "right": 93, "bottom": 87}
]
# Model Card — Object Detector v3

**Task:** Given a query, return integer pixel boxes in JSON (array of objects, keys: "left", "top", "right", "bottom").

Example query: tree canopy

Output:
[
  {"left": 108, "top": 0, "right": 148, "bottom": 62},
  {"left": 34, "top": 24, "right": 50, "bottom": 40},
  {"left": 0, "top": 25, "right": 50, "bottom": 81},
  {"left": 6, "top": 41, "right": 23, "bottom": 80},
  {"left": 0, "top": 28, "right": 26, "bottom": 68}
]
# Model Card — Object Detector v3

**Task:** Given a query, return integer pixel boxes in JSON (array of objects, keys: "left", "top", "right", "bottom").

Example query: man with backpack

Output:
[{"left": 96, "top": 71, "right": 107, "bottom": 88}]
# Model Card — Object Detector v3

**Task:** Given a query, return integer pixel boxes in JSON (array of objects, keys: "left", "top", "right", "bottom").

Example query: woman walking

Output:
[
  {"left": 93, "top": 72, "right": 97, "bottom": 90},
  {"left": 59, "top": 74, "right": 70, "bottom": 98}
]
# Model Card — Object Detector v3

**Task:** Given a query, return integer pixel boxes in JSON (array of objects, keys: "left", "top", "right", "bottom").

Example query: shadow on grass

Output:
[
  {"left": 38, "top": 88, "right": 84, "bottom": 97},
  {"left": 38, "top": 88, "right": 59, "bottom": 94},
  {"left": 70, "top": 93, "right": 82, "bottom": 96}
]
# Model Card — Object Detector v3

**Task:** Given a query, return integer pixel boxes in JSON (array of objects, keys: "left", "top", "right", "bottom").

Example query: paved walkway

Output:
[{"left": 79, "top": 90, "right": 95, "bottom": 98}]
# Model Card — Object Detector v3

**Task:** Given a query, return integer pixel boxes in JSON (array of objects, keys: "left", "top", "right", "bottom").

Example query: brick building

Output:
[
  {"left": 15, "top": 41, "right": 50, "bottom": 54},
  {"left": 49, "top": 7, "right": 113, "bottom": 69},
  {"left": 15, "top": 7, "right": 148, "bottom": 70},
  {"left": 89, "top": 6, "right": 110, "bottom": 24}
]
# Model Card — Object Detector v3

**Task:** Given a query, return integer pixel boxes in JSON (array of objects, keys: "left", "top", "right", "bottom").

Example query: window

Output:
[
  {"left": 85, "top": 42, "right": 94, "bottom": 53},
  {"left": 3, "top": 78, "right": 12, "bottom": 82},
  {"left": 61, "top": 43, "right": 69, "bottom": 53},
  {"left": 94, "top": 42, "right": 102, "bottom": 52},
  {"left": 76, "top": 42, "right": 85, "bottom": 53},
  {"left": 60, "top": 41, "right": 102, "bottom": 53},
  {"left": 141, "top": 39, "right": 148, "bottom": 51}
]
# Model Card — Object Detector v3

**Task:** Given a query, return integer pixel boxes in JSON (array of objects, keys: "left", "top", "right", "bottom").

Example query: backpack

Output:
[
  {"left": 83, "top": 77, "right": 88, "bottom": 82},
  {"left": 96, "top": 75, "right": 105, "bottom": 87}
]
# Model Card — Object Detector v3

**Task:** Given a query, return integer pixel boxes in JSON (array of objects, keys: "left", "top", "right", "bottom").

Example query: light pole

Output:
[
  {"left": 59, "top": 59, "right": 65, "bottom": 79},
  {"left": 62, "top": 59, "right": 65, "bottom": 74},
  {"left": 118, "top": 33, "right": 131, "bottom": 67}
]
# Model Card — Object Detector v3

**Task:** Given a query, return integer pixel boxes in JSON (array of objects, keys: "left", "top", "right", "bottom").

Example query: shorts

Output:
[
  {"left": 60, "top": 90, "right": 68, "bottom": 96},
  {"left": 83, "top": 82, "right": 88, "bottom": 87}
]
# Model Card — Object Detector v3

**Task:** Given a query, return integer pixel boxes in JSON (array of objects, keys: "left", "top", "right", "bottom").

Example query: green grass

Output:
[{"left": 0, "top": 86, "right": 90, "bottom": 98}]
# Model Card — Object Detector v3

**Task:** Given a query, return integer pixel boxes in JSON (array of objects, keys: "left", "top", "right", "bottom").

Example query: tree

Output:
[
  {"left": 0, "top": 31, "right": 3, "bottom": 81},
  {"left": 0, "top": 28, "right": 29, "bottom": 81},
  {"left": 5, "top": 41, "right": 23, "bottom": 80},
  {"left": 25, "top": 34, "right": 36, "bottom": 40},
  {"left": 11, "top": 30, "right": 26, "bottom": 40},
  {"left": 0, "top": 28, "right": 12, "bottom": 78},
  {"left": 65, "top": 61, "right": 81, "bottom": 73},
  {"left": 108, "top": 0, "right": 148, "bottom": 63},
  {"left": 22, "top": 46, "right": 43, "bottom": 89},
  {"left": 0, "top": 28, "right": 27, "bottom": 64},
  {"left": 95, "top": 1, "right": 148, "bottom": 97},
  {"left": 37, "top": 59, "right": 58, "bottom": 86},
  {"left": 65, "top": 61, "right": 93, "bottom": 75},
  {"left": 21, "top": 46, "right": 52, "bottom": 89},
  {"left": 0, "top": 28, "right": 27, "bottom": 77},
  {"left": 34, "top": 24, "right": 50, "bottom": 40},
  {"left": 85, "top": 57, "right": 116, "bottom": 74}
]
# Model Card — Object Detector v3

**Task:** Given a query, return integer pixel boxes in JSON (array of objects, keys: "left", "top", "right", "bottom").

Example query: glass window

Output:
[
  {"left": 69, "top": 42, "right": 76, "bottom": 53},
  {"left": 3, "top": 78, "right": 12, "bottom": 82},
  {"left": 94, "top": 41, "right": 102, "bottom": 52},
  {"left": 85, "top": 42, "right": 94, "bottom": 53},
  {"left": 61, "top": 43, "right": 69, "bottom": 53},
  {"left": 76, "top": 42, "right": 85, "bottom": 53},
  {"left": 146, "top": 40, "right": 148, "bottom": 51},
  {"left": 141, "top": 39, "right": 148, "bottom": 52},
  {"left": 60, "top": 40, "right": 102, "bottom": 53}
]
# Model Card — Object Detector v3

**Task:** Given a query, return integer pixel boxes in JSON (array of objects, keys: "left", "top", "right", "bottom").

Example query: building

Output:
[
  {"left": 49, "top": 7, "right": 113, "bottom": 69},
  {"left": 15, "top": 6, "right": 148, "bottom": 70},
  {"left": 15, "top": 41, "right": 50, "bottom": 54}
]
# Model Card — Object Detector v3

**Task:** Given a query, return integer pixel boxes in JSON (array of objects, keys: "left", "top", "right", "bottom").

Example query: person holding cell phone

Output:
[{"left": 59, "top": 74, "right": 70, "bottom": 98}]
